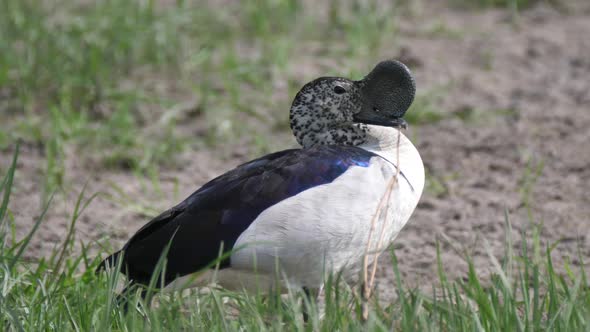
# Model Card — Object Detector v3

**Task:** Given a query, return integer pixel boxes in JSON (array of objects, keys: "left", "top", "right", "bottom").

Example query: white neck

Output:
[{"left": 360, "top": 125, "right": 425, "bottom": 196}]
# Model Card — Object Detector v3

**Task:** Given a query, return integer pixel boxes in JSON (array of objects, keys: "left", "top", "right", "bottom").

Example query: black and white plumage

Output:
[{"left": 98, "top": 60, "right": 424, "bottom": 295}]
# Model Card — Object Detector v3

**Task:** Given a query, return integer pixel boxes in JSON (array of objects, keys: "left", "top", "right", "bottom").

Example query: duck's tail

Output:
[{"left": 95, "top": 250, "right": 123, "bottom": 274}]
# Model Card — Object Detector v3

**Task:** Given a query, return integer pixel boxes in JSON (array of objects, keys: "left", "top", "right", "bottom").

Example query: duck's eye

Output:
[{"left": 333, "top": 85, "right": 346, "bottom": 94}]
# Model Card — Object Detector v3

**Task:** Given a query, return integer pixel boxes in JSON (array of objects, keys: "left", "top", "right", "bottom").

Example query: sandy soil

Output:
[{"left": 3, "top": 2, "right": 590, "bottom": 301}]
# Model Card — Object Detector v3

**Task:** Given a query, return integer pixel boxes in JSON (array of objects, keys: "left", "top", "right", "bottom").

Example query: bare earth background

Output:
[{"left": 2, "top": 1, "right": 589, "bottom": 302}]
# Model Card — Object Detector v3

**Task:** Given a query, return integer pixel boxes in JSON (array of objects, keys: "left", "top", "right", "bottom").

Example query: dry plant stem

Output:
[
  {"left": 361, "top": 129, "right": 402, "bottom": 321},
  {"left": 368, "top": 131, "right": 401, "bottom": 290}
]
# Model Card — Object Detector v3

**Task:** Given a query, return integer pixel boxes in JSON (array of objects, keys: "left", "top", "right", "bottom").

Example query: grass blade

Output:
[
  {"left": 8, "top": 192, "right": 52, "bottom": 270},
  {"left": 0, "top": 141, "right": 20, "bottom": 232}
]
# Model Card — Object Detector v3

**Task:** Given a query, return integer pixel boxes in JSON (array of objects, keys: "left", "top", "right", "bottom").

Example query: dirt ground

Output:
[{"left": 4, "top": 1, "right": 590, "bottom": 301}]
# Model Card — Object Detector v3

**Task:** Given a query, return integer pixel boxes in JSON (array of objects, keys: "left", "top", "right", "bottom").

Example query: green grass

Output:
[
  {"left": 2, "top": 1, "right": 588, "bottom": 330},
  {"left": 2, "top": 146, "right": 590, "bottom": 331}
]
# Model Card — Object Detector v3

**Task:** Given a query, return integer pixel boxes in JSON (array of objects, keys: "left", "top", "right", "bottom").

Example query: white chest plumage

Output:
[{"left": 227, "top": 128, "right": 424, "bottom": 290}]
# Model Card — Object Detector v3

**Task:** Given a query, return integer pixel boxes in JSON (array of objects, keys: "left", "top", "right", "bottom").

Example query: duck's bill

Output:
[{"left": 353, "top": 110, "right": 408, "bottom": 129}]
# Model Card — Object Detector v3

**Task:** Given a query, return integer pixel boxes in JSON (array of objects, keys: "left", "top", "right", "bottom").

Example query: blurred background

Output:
[{"left": 1, "top": 0, "right": 589, "bottom": 298}]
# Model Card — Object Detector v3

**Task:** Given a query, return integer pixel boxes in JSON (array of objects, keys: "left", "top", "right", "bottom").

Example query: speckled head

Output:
[{"left": 289, "top": 60, "right": 416, "bottom": 148}]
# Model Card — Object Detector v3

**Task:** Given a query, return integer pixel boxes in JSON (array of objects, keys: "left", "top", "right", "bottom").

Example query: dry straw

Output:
[{"left": 361, "top": 128, "right": 402, "bottom": 321}]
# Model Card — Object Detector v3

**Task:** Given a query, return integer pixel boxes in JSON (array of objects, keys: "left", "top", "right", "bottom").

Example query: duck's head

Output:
[{"left": 289, "top": 60, "right": 416, "bottom": 148}]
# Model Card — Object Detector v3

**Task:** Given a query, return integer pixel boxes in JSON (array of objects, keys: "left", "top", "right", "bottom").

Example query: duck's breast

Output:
[{"left": 230, "top": 155, "right": 421, "bottom": 288}]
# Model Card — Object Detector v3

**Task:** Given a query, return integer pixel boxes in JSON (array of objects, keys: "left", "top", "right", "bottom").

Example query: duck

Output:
[{"left": 98, "top": 60, "right": 425, "bottom": 300}]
